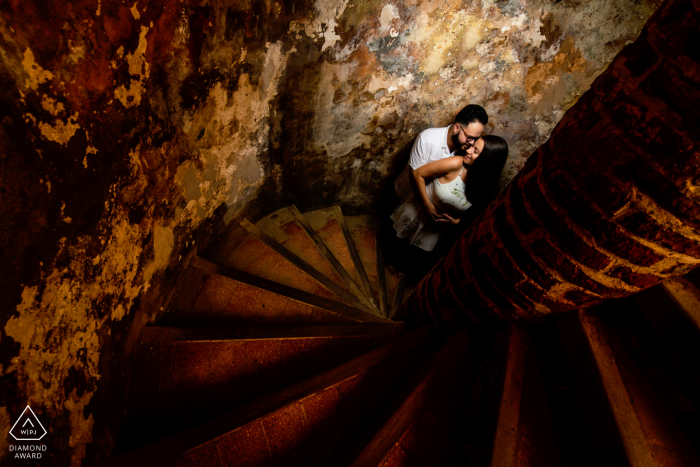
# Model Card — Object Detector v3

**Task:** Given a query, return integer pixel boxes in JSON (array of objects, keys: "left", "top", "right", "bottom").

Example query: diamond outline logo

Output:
[{"left": 9, "top": 406, "right": 47, "bottom": 441}]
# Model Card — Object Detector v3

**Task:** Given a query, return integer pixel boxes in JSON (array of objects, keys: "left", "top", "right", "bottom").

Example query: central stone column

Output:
[{"left": 397, "top": 0, "right": 700, "bottom": 328}]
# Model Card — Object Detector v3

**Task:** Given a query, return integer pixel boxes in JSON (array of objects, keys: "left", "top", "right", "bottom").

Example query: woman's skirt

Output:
[{"left": 390, "top": 192, "right": 448, "bottom": 252}]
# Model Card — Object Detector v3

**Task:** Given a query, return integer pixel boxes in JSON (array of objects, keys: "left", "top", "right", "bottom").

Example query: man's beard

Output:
[{"left": 452, "top": 134, "right": 467, "bottom": 155}]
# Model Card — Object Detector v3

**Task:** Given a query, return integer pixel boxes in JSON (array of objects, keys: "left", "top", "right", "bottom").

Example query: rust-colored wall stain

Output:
[
  {"left": 398, "top": 0, "right": 700, "bottom": 329},
  {"left": 0, "top": 0, "right": 660, "bottom": 464}
]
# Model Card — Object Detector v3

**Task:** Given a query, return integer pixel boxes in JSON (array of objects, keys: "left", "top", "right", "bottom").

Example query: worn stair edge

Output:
[
  {"left": 240, "top": 219, "right": 375, "bottom": 313},
  {"left": 344, "top": 329, "right": 471, "bottom": 467},
  {"left": 289, "top": 205, "right": 381, "bottom": 313},
  {"left": 631, "top": 284, "right": 700, "bottom": 389},
  {"left": 577, "top": 309, "right": 700, "bottom": 467},
  {"left": 191, "top": 256, "right": 393, "bottom": 324},
  {"left": 512, "top": 328, "right": 561, "bottom": 466},
  {"left": 485, "top": 324, "right": 529, "bottom": 467},
  {"left": 140, "top": 323, "right": 407, "bottom": 343},
  {"left": 390, "top": 275, "right": 408, "bottom": 319},
  {"left": 557, "top": 311, "right": 628, "bottom": 466},
  {"left": 109, "top": 326, "right": 433, "bottom": 467},
  {"left": 659, "top": 277, "right": 700, "bottom": 334},
  {"left": 375, "top": 218, "right": 388, "bottom": 318},
  {"left": 333, "top": 206, "right": 378, "bottom": 308}
]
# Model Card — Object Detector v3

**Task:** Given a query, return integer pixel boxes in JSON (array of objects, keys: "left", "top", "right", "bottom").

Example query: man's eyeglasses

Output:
[{"left": 456, "top": 124, "right": 479, "bottom": 145}]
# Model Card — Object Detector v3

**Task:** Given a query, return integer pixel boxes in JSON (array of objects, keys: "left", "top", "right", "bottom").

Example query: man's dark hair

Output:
[{"left": 455, "top": 104, "right": 488, "bottom": 126}]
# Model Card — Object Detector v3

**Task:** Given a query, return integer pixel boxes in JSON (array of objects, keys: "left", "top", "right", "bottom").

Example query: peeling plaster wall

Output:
[
  {"left": 0, "top": 0, "right": 658, "bottom": 465},
  {"left": 271, "top": 0, "right": 662, "bottom": 205}
]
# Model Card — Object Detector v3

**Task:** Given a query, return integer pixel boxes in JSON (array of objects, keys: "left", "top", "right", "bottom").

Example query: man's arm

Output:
[
  {"left": 407, "top": 131, "right": 430, "bottom": 197},
  {"left": 408, "top": 167, "right": 419, "bottom": 197}
]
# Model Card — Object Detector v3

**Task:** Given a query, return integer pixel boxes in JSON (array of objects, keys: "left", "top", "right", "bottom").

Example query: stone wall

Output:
[
  {"left": 0, "top": 0, "right": 659, "bottom": 464},
  {"left": 398, "top": 0, "right": 700, "bottom": 328}
]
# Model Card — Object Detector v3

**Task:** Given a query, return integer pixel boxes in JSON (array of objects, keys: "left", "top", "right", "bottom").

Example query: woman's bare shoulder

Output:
[
  {"left": 446, "top": 155, "right": 464, "bottom": 167},
  {"left": 416, "top": 155, "right": 464, "bottom": 177}
]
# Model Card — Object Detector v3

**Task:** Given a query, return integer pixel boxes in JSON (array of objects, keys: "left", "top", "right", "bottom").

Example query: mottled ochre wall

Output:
[{"left": 0, "top": 0, "right": 659, "bottom": 465}]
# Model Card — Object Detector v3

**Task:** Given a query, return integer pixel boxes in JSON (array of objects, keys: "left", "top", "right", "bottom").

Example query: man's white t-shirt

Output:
[{"left": 394, "top": 126, "right": 456, "bottom": 199}]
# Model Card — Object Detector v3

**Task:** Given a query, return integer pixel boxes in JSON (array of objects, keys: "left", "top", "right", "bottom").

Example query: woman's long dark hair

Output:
[{"left": 465, "top": 135, "right": 508, "bottom": 207}]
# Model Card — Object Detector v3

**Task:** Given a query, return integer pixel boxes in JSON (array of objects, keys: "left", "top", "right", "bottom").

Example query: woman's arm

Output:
[{"left": 413, "top": 157, "right": 463, "bottom": 221}]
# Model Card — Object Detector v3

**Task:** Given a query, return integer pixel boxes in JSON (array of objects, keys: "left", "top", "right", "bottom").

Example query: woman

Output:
[{"left": 391, "top": 135, "right": 509, "bottom": 251}]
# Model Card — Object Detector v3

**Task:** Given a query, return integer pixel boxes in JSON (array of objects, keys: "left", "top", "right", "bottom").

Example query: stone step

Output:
[
  {"left": 507, "top": 325, "right": 560, "bottom": 466},
  {"left": 467, "top": 324, "right": 559, "bottom": 466},
  {"left": 598, "top": 296, "right": 700, "bottom": 455},
  {"left": 120, "top": 328, "right": 398, "bottom": 451},
  {"left": 345, "top": 329, "right": 472, "bottom": 467},
  {"left": 218, "top": 232, "right": 324, "bottom": 297},
  {"left": 109, "top": 327, "right": 433, "bottom": 467},
  {"left": 344, "top": 214, "right": 403, "bottom": 313},
  {"left": 140, "top": 323, "right": 406, "bottom": 342},
  {"left": 304, "top": 206, "right": 383, "bottom": 314},
  {"left": 633, "top": 278, "right": 700, "bottom": 383},
  {"left": 252, "top": 206, "right": 379, "bottom": 313},
  {"left": 558, "top": 308, "right": 700, "bottom": 466},
  {"left": 162, "top": 261, "right": 385, "bottom": 327},
  {"left": 241, "top": 217, "right": 373, "bottom": 311},
  {"left": 529, "top": 320, "right": 597, "bottom": 466}
]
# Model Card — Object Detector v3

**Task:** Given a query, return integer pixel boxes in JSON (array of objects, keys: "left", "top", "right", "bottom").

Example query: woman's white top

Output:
[
  {"left": 390, "top": 165, "right": 472, "bottom": 252},
  {"left": 426, "top": 167, "right": 472, "bottom": 213}
]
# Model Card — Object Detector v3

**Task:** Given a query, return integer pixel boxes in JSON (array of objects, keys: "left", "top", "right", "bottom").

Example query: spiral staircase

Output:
[{"left": 108, "top": 205, "right": 700, "bottom": 466}]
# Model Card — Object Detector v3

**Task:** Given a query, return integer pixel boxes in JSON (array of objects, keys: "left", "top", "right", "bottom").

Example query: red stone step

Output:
[
  {"left": 139, "top": 323, "right": 406, "bottom": 343},
  {"left": 163, "top": 259, "right": 392, "bottom": 326},
  {"left": 631, "top": 279, "right": 700, "bottom": 391},
  {"left": 558, "top": 309, "right": 700, "bottom": 466},
  {"left": 164, "top": 265, "right": 351, "bottom": 325},
  {"left": 305, "top": 207, "right": 370, "bottom": 306},
  {"left": 109, "top": 327, "right": 433, "bottom": 467},
  {"left": 596, "top": 297, "right": 700, "bottom": 456},
  {"left": 241, "top": 217, "right": 374, "bottom": 312},
  {"left": 174, "top": 338, "right": 430, "bottom": 467},
  {"left": 344, "top": 214, "right": 403, "bottom": 311},
  {"left": 221, "top": 234, "right": 322, "bottom": 296},
  {"left": 212, "top": 209, "right": 355, "bottom": 307},
  {"left": 345, "top": 329, "right": 472, "bottom": 467},
  {"left": 472, "top": 324, "right": 528, "bottom": 465},
  {"left": 509, "top": 327, "right": 560, "bottom": 466},
  {"left": 657, "top": 277, "right": 700, "bottom": 334},
  {"left": 121, "top": 328, "right": 399, "bottom": 451},
  {"left": 253, "top": 207, "right": 378, "bottom": 312}
]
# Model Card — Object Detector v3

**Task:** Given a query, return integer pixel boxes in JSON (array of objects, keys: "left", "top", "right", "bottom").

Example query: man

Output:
[{"left": 394, "top": 105, "right": 488, "bottom": 220}]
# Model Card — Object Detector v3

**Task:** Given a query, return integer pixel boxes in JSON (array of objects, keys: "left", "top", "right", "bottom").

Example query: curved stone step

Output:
[
  {"left": 217, "top": 233, "right": 322, "bottom": 296},
  {"left": 120, "top": 326, "right": 400, "bottom": 451},
  {"left": 632, "top": 278, "right": 700, "bottom": 389},
  {"left": 240, "top": 218, "right": 375, "bottom": 313},
  {"left": 344, "top": 329, "right": 472, "bottom": 467},
  {"left": 558, "top": 308, "right": 700, "bottom": 467},
  {"left": 529, "top": 320, "right": 598, "bottom": 466},
  {"left": 109, "top": 327, "right": 433, "bottom": 467},
  {"left": 305, "top": 207, "right": 375, "bottom": 306},
  {"left": 469, "top": 324, "right": 560, "bottom": 467},
  {"left": 598, "top": 296, "right": 700, "bottom": 456},
  {"left": 252, "top": 206, "right": 379, "bottom": 313},
  {"left": 344, "top": 214, "right": 404, "bottom": 314},
  {"left": 163, "top": 261, "right": 387, "bottom": 327}
]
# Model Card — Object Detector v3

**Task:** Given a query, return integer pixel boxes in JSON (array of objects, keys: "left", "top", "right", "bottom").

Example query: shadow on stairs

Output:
[{"left": 109, "top": 205, "right": 700, "bottom": 466}]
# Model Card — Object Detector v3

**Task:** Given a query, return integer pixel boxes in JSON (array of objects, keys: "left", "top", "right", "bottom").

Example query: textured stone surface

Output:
[
  {"left": 0, "top": 0, "right": 662, "bottom": 463},
  {"left": 216, "top": 422, "right": 272, "bottom": 467},
  {"left": 399, "top": 0, "right": 700, "bottom": 326}
]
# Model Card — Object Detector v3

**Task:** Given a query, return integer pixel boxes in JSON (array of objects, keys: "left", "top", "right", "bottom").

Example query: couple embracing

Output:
[{"left": 391, "top": 105, "right": 508, "bottom": 252}]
